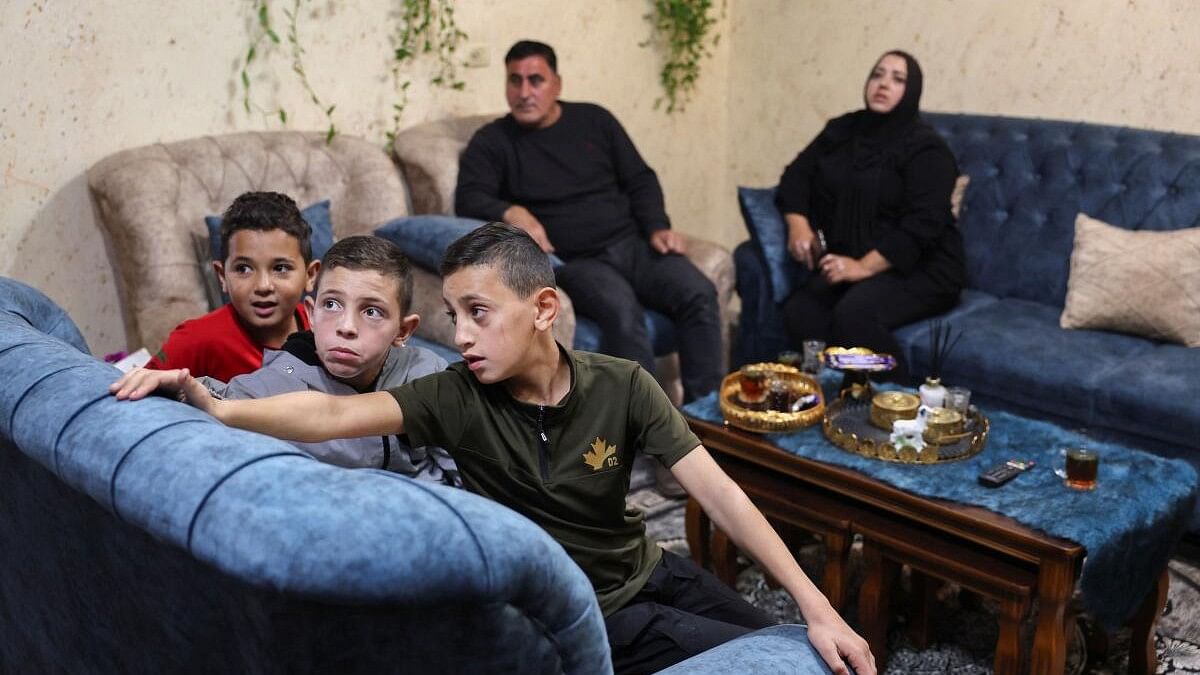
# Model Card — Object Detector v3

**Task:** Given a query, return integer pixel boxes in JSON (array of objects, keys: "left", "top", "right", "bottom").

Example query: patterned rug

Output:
[{"left": 629, "top": 455, "right": 1200, "bottom": 674}]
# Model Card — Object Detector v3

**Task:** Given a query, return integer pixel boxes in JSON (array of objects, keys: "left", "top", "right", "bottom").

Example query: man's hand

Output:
[
  {"left": 785, "top": 213, "right": 817, "bottom": 269},
  {"left": 503, "top": 205, "right": 555, "bottom": 253},
  {"left": 806, "top": 611, "right": 875, "bottom": 675},
  {"left": 109, "top": 367, "right": 217, "bottom": 416},
  {"left": 648, "top": 228, "right": 687, "bottom": 255}
]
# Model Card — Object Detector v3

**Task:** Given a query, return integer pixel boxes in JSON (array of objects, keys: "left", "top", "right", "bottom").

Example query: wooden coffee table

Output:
[{"left": 683, "top": 415, "right": 1169, "bottom": 675}]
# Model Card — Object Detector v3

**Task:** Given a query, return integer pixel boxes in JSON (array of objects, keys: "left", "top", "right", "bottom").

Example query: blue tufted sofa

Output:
[
  {"left": 733, "top": 113, "right": 1200, "bottom": 528},
  {"left": 0, "top": 276, "right": 830, "bottom": 673},
  {"left": 0, "top": 276, "right": 612, "bottom": 673}
]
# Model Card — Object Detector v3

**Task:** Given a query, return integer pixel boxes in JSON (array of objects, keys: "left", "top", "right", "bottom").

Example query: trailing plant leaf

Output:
[
  {"left": 240, "top": 1, "right": 289, "bottom": 125},
  {"left": 643, "top": 0, "right": 721, "bottom": 113},
  {"left": 283, "top": 0, "right": 338, "bottom": 143},
  {"left": 389, "top": 0, "right": 468, "bottom": 143},
  {"left": 238, "top": 0, "right": 468, "bottom": 146}
]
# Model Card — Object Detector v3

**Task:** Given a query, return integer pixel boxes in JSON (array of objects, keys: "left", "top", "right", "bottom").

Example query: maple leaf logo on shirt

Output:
[{"left": 583, "top": 437, "right": 618, "bottom": 472}]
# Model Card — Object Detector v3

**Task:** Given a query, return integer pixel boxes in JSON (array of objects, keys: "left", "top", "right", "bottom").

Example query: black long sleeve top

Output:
[
  {"left": 776, "top": 113, "right": 965, "bottom": 291},
  {"left": 455, "top": 101, "right": 670, "bottom": 258}
]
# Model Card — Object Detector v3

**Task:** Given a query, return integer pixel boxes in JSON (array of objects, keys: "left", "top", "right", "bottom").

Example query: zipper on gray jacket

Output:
[{"left": 536, "top": 405, "right": 550, "bottom": 481}]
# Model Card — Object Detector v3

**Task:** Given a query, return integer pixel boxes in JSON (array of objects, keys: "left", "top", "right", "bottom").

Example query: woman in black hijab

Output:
[{"left": 777, "top": 50, "right": 964, "bottom": 380}]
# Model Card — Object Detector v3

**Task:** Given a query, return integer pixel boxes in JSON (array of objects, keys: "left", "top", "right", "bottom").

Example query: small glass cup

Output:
[
  {"left": 801, "top": 340, "right": 826, "bottom": 375},
  {"left": 739, "top": 365, "right": 769, "bottom": 404},
  {"left": 1064, "top": 447, "right": 1100, "bottom": 490},
  {"left": 767, "top": 378, "right": 793, "bottom": 412},
  {"left": 944, "top": 387, "right": 971, "bottom": 415}
]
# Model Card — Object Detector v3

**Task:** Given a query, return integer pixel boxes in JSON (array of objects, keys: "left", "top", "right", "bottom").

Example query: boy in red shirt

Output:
[{"left": 146, "top": 192, "right": 320, "bottom": 382}]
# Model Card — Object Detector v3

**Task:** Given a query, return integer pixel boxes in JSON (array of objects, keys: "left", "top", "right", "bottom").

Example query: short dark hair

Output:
[
  {"left": 504, "top": 40, "right": 557, "bottom": 73},
  {"left": 440, "top": 223, "right": 555, "bottom": 299},
  {"left": 219, "top": 191, "right": 313, "bottom": 262},
  {"left": 317, "top": 235, "right": 414, "bottom": 313}
]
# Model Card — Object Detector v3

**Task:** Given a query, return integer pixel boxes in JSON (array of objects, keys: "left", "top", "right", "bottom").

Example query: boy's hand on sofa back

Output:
[{"left": 110, "top": 367, "right": 218, "bottom": 416}]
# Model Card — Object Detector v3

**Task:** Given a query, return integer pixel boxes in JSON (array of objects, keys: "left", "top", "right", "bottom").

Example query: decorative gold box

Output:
[
  {"left": 869, "top": 391, "right": 920, "bottom": 431},
  {"left": 923, "top": 407, "right": 966, "bottom": 445},
  {"left": 719, "top": 364, "right": 824, "bottom": 433}
]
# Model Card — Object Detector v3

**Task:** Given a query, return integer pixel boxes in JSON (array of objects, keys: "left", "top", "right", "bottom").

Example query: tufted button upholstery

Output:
[
  {"left": 925, "top": 113, "right": 1200, "bottom": 307},
  {"left": 88, "top": 132, "right": 411, "bottom": 351}
]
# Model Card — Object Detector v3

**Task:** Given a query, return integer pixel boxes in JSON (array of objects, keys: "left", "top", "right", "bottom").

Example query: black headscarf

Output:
[{"left": 823, "top": 51, "right": 946, "bottom": 253}]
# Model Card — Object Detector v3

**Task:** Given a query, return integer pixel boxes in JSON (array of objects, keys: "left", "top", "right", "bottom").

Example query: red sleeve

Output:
[{"left": 146, "top": 322, "right": 207, "bottom": 374}]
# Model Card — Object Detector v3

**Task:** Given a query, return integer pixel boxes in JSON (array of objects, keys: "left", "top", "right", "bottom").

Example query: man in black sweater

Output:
[{"left": 455, "top": 40, "right": 722, "bottom": 405}]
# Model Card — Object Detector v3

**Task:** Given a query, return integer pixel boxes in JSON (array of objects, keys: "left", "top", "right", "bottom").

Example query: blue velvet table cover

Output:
[{"left": 683, "top": 391, "right": 1198, "bottom": 630}]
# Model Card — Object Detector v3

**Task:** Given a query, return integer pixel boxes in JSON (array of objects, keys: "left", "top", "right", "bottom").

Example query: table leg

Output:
[
  {"left": 907, "top": 570, "right": 937, "bottom": 650},
  {"left": 823, "top": 530, "right": 850, "bottom": 613},
  {"left": 1031, "top": 559, "right": 1074, "bottom": 674},
  {"left": 858, "top": 541, "right": 898, "bottom": 667},
  {"left": 1128, "top": 567, "right": 1169, "bottom": 675},
  {"left": 685, "top": 497, "right": 711, "bottom": 570},
  {"left": 994, "top": 595, "right": 1029, "bottom": 675}
]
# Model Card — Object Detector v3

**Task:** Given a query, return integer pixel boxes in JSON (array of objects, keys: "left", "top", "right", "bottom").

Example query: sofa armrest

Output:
[
  {"left": 682, "top": 234, "right": 736, "bottom": 372},
  {"left": 391, "top": 114, "right": 500, "bottom": 216}
]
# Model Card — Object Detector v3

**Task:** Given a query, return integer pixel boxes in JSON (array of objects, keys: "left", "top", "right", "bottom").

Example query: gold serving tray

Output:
[
  {"left": 822, "top": 397, "right": 989, "bottom": 464},
  {"left": 719, "top": 364, "right": 825, "bottom": 433}
]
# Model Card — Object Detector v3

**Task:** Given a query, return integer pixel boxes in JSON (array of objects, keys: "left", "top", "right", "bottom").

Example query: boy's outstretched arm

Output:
[
  {"left": 110, "top": 368, "right": 404, "bottom": 442},
  {"left": 671, "top": 447, "right": 876, "bottom": 675}
]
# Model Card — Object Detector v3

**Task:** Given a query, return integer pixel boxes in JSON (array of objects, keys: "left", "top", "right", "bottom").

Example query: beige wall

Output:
[
  {"left": 3, "top": 0, "right": 1197, "bottom": 354},
  {"left": 727, "top": 0, "right": 1200, "bottom": 189},
  {"left": 0, "top": 1, "right": 732, "bottom": 356}
]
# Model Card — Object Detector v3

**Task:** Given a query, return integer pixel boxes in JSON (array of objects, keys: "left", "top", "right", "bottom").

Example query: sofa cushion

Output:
[
  {"left": 1061, "top": 213, "right": 1200, "bottom": 347},
  {"left": 199, "top": 199, "right": 335, "bottom": 309},
  {"left": 892, "top": 288, "right": 998, "bottom": 369},
  {"left": 1093, "top": 343, "right": 1200, "bottom": 449},
  {"left": 574, "top": 312, "right": 677, "bottom": 358},
  {"left": 375, "top": 215, "right": 564, "bottom": 273},
  {"left": 737, "top": 186, "right": 803, "bottom": 304},
  {"left": 900, "top": 297, "right": 1154, "bottom": 423}
]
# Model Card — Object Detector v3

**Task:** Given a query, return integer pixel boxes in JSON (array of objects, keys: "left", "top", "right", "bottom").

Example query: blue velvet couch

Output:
[
  {"left": 0, "top": 277, "right": 828, "bottom": 673},
  {"left": 733, "top": 113, "right": 1200, "bottom": 527},
  {"left": 0, "top": 277, "right": 611, "bottom": 673}
]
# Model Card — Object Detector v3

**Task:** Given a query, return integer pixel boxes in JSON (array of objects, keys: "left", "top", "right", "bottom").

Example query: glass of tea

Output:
[
  {"left": 739, "top": 365, "right": 769, "bottom": 404},
  {"left": 1064, "top": 447, "right": 1099, "bottom": 490}
]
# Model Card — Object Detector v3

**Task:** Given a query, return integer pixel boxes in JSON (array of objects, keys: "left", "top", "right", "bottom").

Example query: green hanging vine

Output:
[
  {"left": 388, "top": 0, "right": 468, "bottom": 144},
  {"left": 238, "top": 0, "right": 467, "bottom": 144},
  {"left": 644, "top": 0, "right": 721, "bottom": 113}
]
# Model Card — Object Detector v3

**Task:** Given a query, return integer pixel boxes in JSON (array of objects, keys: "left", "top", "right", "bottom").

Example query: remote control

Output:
[{"left": 978, "top": 460, "right": 1035, "bottom": 487}]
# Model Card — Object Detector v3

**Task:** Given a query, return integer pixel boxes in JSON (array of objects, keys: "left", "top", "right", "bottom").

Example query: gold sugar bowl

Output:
[
  {"left": 869, "top": 391, "right": 920, "bottom": 431},
  {"left": 923, "top": 407, "right": 966, "bottom": 445}
]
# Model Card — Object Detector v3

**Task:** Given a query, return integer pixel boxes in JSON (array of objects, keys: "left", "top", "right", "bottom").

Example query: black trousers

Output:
[
  {"left": 556, "top": 236, "right": 722, "bottom": 402},
  {"left": 604, "top": 551, "right": 776, "bottom": 675},
  {"left": 781, "top": 271, "right": 958, "bottom": 381}
]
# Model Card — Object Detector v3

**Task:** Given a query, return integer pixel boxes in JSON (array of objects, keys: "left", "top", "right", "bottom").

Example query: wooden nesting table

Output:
[{"left": 683, "top": 415, "right": 1170, "bottom": 675}]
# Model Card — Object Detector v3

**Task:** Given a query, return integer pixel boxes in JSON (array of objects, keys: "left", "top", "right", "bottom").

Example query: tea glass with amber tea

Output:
[
  {"left": 739, "top": 365, "right": 769, "bottom": 404},
  {"left": 1064, "top": 447, "right": 1099, "bottom": 490}
]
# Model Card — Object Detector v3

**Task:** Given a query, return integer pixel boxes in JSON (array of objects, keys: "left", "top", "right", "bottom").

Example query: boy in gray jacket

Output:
[{"left": 147, "top": 235, "right": 458, "bottom": 485}]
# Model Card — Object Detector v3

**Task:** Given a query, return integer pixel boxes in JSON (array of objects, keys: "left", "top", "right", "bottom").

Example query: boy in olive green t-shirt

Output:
[{"left": 112, "top": 223, "right": 873, "bottom": 675}]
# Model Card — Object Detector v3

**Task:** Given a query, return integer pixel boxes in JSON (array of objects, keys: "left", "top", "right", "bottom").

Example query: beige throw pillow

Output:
[{"left": 1061, "top": 213, "right": 1200, "bottom": 347}]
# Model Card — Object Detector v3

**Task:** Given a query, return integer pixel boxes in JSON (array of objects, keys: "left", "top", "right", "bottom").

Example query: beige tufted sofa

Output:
[
  {"left": 88, "top": 119, "right": 733, "bottom": 401},
  {"left": 89, "top": 132, "right": 412, "bottom": 352}
]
